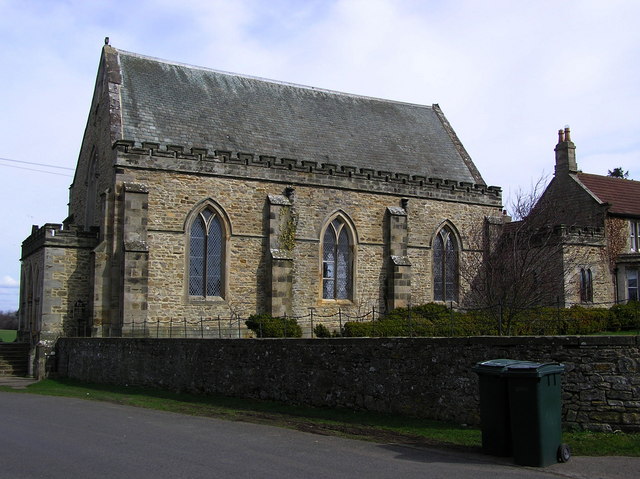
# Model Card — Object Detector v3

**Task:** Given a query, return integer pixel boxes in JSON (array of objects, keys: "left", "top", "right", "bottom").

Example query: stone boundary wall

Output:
[{"left": 55, "top": 336, "right": 640, "bottom": 432}]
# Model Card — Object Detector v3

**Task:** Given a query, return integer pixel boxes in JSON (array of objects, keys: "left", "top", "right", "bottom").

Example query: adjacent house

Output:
[
  {"left": 19, "top": 42, "right": 502, "bottom": 345},
  {"left": 524, "top": 128, "right": 640, "bottom": 306}
]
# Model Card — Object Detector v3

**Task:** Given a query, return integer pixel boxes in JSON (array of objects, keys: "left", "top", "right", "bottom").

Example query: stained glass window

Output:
[
  {"left": 189, "top": 209, "right": 224, "bottom": 297},
  {"left": 322, "top": 218, "right": 352, "bottom": 300},
  {"left": 433, "top": 227, "right": 458, "bottom": 302}
]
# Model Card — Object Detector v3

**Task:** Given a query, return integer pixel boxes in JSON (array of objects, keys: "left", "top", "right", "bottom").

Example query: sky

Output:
[{"left": 1, "top": 0, "right": 639, "bottom": 311}]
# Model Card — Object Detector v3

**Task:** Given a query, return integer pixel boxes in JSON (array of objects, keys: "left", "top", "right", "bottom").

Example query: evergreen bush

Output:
[
  {"left": 313, "top": 323, "right": 332, "bottom": 338},
  {"left": 342, "top": 302, "right": 618, "bottom": 338},
  {"left": 245, "top": 313, "right": 302, "bottom": 338},
  {"left": 609, "top": 301, "right": 640, "bottom": 331}
]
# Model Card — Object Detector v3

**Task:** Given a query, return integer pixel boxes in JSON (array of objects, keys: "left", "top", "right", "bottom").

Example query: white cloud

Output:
[
  {"left": 0, "top": 0, "right": 639, "bottom": 311},
  {"left": 0, "top": 276, "right": 19, "bottom": 288}
]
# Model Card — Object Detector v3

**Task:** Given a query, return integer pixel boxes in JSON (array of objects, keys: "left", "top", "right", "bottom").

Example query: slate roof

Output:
[
  {"left": 576, "top": 173, "right": 640, "bottom": 217},
  {"left": 113, "top": 48, "right": 485, "bottom": 185}
]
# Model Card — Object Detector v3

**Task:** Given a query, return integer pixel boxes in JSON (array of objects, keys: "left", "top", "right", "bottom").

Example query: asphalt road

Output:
[{"left": 0, "top": 391, "right": 637, "bottom": 478}]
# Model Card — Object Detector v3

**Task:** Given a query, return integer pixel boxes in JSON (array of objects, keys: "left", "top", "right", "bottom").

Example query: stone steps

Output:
[{"left": 0, "top": 343, "right": 30, "bottom": 377}]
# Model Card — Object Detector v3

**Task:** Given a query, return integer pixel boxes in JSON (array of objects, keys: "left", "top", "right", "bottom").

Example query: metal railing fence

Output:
[{"left": 64, "top": 300, "right": 640, "bottom": 339}]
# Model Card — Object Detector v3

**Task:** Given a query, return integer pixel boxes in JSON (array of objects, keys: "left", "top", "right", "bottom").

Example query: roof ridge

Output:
[
  {"left": 115, "top": 47, "right": 434, "bottom": 109},
  {"left": 578, "top": 171, "right": 638, "bottom": 182}
]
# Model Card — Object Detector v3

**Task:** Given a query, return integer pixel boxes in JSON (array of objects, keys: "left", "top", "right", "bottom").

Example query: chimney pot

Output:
[{"left": 554, "top": 126, "right": 577, "bottom": 176}]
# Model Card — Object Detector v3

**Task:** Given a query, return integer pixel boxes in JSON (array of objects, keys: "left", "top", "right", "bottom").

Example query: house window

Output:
[
  {"left": 580, "top": 268, "right": 593, "bottom": 303},
  {"left": 433, "top": 226, "right": 459, "bottom": 302},
  {"left": 628, "top": 269, "right": 638, "bottom": 302},
  {"left": 322, "top": 217, "right": 353, "bottom": 300},
  {"left": 189, "top": 208, "right": 224, "bottom": 297},
  {"left": 631, "top": 220, "right": 639, "bottom": 252}
]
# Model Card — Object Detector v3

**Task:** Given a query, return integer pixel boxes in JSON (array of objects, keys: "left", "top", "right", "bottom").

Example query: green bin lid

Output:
[
  {"left": 472, "top": 359, "right": 525, "bottom": 375},
  {"left": 503, "top": 361, "right": 565, "bottom": 378}
]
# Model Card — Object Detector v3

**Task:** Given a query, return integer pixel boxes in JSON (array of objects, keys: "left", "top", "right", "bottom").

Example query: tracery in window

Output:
[
  {"left": 189, "top": 208, "right": 225, "bottom": 298},
  {"left": 322, "top": 217, "right": 353, "bottom": 300},
  {"left": 433, "top": 226, "right": 459, "bottom": 302}
]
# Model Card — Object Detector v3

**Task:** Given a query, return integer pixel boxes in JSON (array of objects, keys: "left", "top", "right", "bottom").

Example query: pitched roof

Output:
[
  {"left": 576, "top": 173, "right": 640, "bottom": 217},
  {"left": 112, "top": 48, "right": 485, "bottom": 185}
]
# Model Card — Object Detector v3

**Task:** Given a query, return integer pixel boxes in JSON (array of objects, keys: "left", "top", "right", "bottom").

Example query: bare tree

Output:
[
  {"left": 462, "top": 177, "right": 598, "bottom": 334},
  {"left": 508, "top": 175, "right": 549, "bottom": 221}
]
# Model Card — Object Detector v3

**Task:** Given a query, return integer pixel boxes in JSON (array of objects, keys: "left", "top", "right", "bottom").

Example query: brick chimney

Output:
[{"left": 554, "top": 126, "right": 577, "bottom": 176}]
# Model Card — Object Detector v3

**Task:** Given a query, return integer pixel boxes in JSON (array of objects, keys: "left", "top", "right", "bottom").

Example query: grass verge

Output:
[
  {"left": 0, "top": 329, "right": 17, "bottom": 342},
  {"left": 1, "top": 378, "right": 638, "bottom": 457}
]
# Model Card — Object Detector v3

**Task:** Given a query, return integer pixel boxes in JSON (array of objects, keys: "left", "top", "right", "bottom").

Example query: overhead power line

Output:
[
  {"left": 0, "top": 156, "right": 74, "bottom": 177},
  {"left": 0, "top": 163, "right": 73, "bottom": 177},
  {"left": 0, "top": 156, "right": 75, "bottom": 171}
]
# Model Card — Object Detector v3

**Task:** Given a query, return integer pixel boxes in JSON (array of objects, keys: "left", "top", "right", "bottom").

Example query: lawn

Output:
[{"left": 0, "top": 330, "right": 17, "bottom": 342}]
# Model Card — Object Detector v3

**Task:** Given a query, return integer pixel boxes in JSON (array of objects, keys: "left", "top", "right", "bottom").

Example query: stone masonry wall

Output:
[
  {"left": 21, "top": 224, "right": 98, "bottom": 342},
  {"left": 56, "top": 336, "right": 640, "bottom": 432},
  {"left": 115, "top": 165, "right": 499, "bottom": 325}
]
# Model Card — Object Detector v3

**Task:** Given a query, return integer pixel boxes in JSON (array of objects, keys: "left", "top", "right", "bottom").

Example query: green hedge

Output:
[
  {"left": 342, "top": 303, "right": 626, "bottom": 338},
  {"left": 609, "top": 301, "right": 640, "bottom": 331},
  {"left": 245, "top": 314, "right": 302, "bottom": 338},
  {"left": 508, "top": 306, "right": 611, "bottom": 336}
]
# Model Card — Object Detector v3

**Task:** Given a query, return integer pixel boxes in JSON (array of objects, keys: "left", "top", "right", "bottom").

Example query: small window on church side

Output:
[
  {"left": 322, "top": 217, "right": 353, "bottom": 300},
  {"left": 189, "top": 208, "right": 224, "bottom": 298},
  {"left": 580, "top": 268, "right": 593, "bottom": 303}
]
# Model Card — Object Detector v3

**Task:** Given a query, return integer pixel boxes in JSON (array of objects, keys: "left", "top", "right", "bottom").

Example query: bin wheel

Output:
[{"left": 557, "top": 444, "right": 571, "bottom": 463}]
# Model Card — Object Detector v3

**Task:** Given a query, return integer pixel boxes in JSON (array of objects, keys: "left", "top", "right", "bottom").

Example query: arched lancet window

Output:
[
  {"left": 580, "top": 268, "right": 593, "bottom": 303},
  {"left": 433, "top": 226, "right": 459, "bottom": 302},
  {"left": 322, "top": 217, "right": 353, "bottom": 300},
  {"left": 189, "top": 208, "right": 225, "bottom": 298}
]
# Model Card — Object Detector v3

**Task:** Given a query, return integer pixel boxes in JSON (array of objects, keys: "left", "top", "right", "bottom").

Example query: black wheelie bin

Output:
[{"left": 503, "top": 361, "right": 570, "bottom": 467}]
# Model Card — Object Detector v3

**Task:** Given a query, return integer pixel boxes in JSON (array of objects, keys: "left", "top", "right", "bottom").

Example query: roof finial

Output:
[{"left": 105, "top": 36, "right": 110, "bottom": 45}]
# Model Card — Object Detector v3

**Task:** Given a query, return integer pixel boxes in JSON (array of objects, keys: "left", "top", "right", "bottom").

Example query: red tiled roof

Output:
[{"left": 576, "top": 173, "right": 640, "bottom": 216}]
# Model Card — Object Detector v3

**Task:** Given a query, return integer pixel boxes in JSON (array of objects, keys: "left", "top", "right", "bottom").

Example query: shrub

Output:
[
  {"left": 313, "top": 323, "right": 332, "bottom": 338},
  {"left": 507, "top": 306, "right": 611, "bottom": 336},
  {"left": 384, "top": 303, "right": 450, "bottom": 322},
  {"left": 245, "top": 313, "right": 302, "bottom": 338},
  {"left": 609, "top": 301, "right": 640, "bottom": 331},
  {"left": 342, "top": 302, "right": 616, "bottom": 338}
]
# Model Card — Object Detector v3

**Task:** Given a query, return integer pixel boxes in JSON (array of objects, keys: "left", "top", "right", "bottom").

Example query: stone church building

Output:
[{"left": 19, "top": 43, "right": 503, "bottom": 344}]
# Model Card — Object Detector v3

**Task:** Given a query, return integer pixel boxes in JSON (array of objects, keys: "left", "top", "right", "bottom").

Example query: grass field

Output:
[
  {"left": 1, "top": 378, "right": 637, "bottom": 457},
  {"left": 0, "top": 330, "right": 17, "bottom": 342}
]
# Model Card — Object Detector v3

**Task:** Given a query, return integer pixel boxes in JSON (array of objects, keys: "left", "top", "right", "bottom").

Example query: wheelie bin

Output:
[
  {"left": 503, "top": 361, "right": 570, "bottom": 467},
  {"left": 472, "top": 359, "right": 522, "bottom": 456}
]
